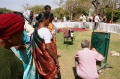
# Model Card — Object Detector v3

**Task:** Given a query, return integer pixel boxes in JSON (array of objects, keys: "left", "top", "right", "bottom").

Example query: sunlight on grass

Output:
[{"left": 56, "top": 30, "right": 120, "bottom": 79}]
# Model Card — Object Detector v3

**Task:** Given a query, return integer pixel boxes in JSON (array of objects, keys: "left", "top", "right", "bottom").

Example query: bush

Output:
[
  {"left": 114, "top": 10, "right": 120, "bottom": 22},
  {"left": 0, "top": 8, "right": 12, "bottom": 13},
  {"left": 104, "top": 8, "right": 120, "bottom": 22}
]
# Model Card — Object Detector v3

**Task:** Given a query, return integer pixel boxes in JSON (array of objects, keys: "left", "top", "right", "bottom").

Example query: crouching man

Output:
[{"left": 75, "top": 39, "right": 104, "bottom": 79}]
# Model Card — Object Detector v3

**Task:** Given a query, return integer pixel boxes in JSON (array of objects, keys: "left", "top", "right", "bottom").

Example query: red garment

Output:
[
  {"left": 32, "top": 29, "right": 59, "bottom": 79},
  {"left": 0, "top": 13, "right": 24, "bottom": 40},
  {"left": 32, "top": 42, "right": 58, "bottom": 79}
]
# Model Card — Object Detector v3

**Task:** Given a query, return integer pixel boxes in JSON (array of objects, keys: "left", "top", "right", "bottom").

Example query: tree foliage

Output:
[
  {"left": 29, "top": 5, "right": 44, "bottom": 14},
  {"left": 93, "top": 0, "right": 115, "bottom": 15},
  {"left": 104, "top": 8, "right": 120, "bottom": 22},
  {"left": 21, "top": 3, "right": 44, "bottom": 14},
  {"left": 52, "top": 7, "right": 66, "bottom": 19},
  {"left": 64, "top": 0, "right": 91, "bottom": 20},
  {"left": 0, "top": 8, "right": 12, "bottom": 13}
]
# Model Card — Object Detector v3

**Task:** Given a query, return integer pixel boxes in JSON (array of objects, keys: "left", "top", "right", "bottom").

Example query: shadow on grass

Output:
[
  {"left": 58, "top": 55, "right": 61, "bottom": 58},
  {"left": 64, "top": 41, "right": 74, "bottom": 45},
  {"left": 96, "top": 61, "right": 102, "bottom": 66}
]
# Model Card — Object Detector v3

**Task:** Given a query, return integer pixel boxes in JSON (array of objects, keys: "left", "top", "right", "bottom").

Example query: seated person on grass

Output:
[{"left": 75, "top": 39, "right": 104, "bottom": 79}]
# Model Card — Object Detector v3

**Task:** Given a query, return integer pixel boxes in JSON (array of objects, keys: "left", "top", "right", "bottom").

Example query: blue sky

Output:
[{"left": 0, "top": 0, "right": 60, "bottom": 11}]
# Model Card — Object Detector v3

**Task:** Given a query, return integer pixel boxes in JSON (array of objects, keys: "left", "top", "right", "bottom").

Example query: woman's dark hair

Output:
[
  {"left": 36, "top": 12, "right": 50, "bottom": 23},
  {"left": 13, "top": 11, "right": 24, "bottom": 18},
  {"left": 49, "top": 13, "right": 54, "bottom": 22},
  {"left": 35, "top": 12, "right": 50, "bottom": 27},
  {"left": 36, "top": 12, "right": 45, "bottom": 22}
]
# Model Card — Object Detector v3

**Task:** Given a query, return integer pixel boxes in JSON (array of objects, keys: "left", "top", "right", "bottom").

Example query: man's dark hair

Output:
[
  {"left": 13, "top": 11, "right": 24, "bottom": 18},
  {"left": 44, "top": 5, "right": 51, "bottom": 10}
]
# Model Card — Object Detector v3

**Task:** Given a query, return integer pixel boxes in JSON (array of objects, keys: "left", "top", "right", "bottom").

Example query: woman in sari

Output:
[
  {"left": 11, "top": 11, "right": 40, "bottom": 79},
  {"left": 32, "top": 12, "right": 61, "bottom": 79},
  {"left": 11, "top": 30, "right": 39, "bottom": 79}
]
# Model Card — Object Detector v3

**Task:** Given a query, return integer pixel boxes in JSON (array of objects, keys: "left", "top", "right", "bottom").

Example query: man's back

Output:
[
  {"left": 83, "top": 15, "right": 86, "bottom": 22},
  {"left": 0, "top": 47, "right": 23, "bottom": 79},
  {"left": 95, "top": 15, "right": 100, "bottom": 22},
  {"left": 75, "top": 48, "right": 104, "bottom": 79}
]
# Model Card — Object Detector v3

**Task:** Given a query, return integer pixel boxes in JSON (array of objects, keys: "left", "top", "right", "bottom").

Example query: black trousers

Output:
[{"left": 94, "top": 22, "right": 99, "bottom": 30}]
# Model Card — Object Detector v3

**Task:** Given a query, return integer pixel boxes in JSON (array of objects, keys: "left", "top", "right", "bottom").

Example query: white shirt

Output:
[
  {"left": 24, "top": 20, "right": 34, "bottom": 36},
  {"left": 63, "top": 16, "right": 66, "bottom": 22},
  {"left": 23, "top": 10, "right": 31, "bottom": 21},
  {"left": 55, "top": 17, "right": 57, "bottom": 21},
  {"left": 79, "top": 16, "right": 83, "bottom": 20},
  {"left": 37, "top": 27, "right": 52, "bottom": 43},
  {"left": 95, "top": 15, "right": 100, "bottom": 22},
  {"left": 82, "top": 15, "right": 86, "bottom": 22}
]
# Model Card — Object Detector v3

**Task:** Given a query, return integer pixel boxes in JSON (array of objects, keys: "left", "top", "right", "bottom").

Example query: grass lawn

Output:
[{"left": 56, "top": 29, "right": 120, "bottom": 79}]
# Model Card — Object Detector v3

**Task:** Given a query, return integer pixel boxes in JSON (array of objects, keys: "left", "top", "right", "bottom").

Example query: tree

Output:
[
  {"left": 29, "top": 5, "right": 44, "bottom": 14},
  {"left": 64, "top": 0, "right": 91, "bottom": 20},
  {"left": 91, "top": 0, "right": 100, "bottom": 14},
  {"left": 21, "top": 3, "right": 45, "bottom": 14},
  {"left": 0, "top": 8, "right": 12, "bottom": 13},
  {"left": 52, "top": 7, "right": 66, "bottom": 20},
  {"left": 104, "top": 8, "right": 120, "bottom": 22},
  {"left": 91, "top": 0, "right": 116, "bottom": 15}
]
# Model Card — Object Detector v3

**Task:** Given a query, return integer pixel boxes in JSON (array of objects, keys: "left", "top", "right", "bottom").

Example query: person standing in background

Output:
[
  {"left": 63, "top": 15, "right": 66, "bottom": 22},
  {"left": 94, "top": 14, "right": 100, "bottom": 29},
  {"left": 44, "top": 5, "right": 51, "bottom": 13},
  {"left": 79, "top": 14, "right": 83, "bottom": 22},
  {"left": 54, "top": 16, "right": 58, "bottom": 22},
  {"left": 23, "top": 10, "right": 34, "bottom": 24},
  {"left": 23, "top": 10, "right": 34, "bottom": 36},
  {"left": 35, "top": 5, "right": 52, "bottom": 28},
  {"left": 82, "top": 14, "right": 87, "bottom": 29}
]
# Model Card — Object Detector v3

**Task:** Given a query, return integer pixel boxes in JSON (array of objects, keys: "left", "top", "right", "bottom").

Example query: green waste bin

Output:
[{"left": 91, "top": 32, "right": 112, "bottom": 71}]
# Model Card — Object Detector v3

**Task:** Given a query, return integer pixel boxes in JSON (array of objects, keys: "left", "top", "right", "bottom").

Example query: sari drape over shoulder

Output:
[
  {"left": 11, "top": 30, "right": 39, "bottom": 79},
  {"left": 32, "top": 29, "right": 58, "bottom": 79}
]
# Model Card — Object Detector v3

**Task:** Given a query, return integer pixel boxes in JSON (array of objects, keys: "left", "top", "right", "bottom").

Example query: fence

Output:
[
  {"left": 54, "top": 21, "right": 120, "bottom": 55},
  {"left": 53, "top": 22, "right": 120, "bottom": 34}
]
